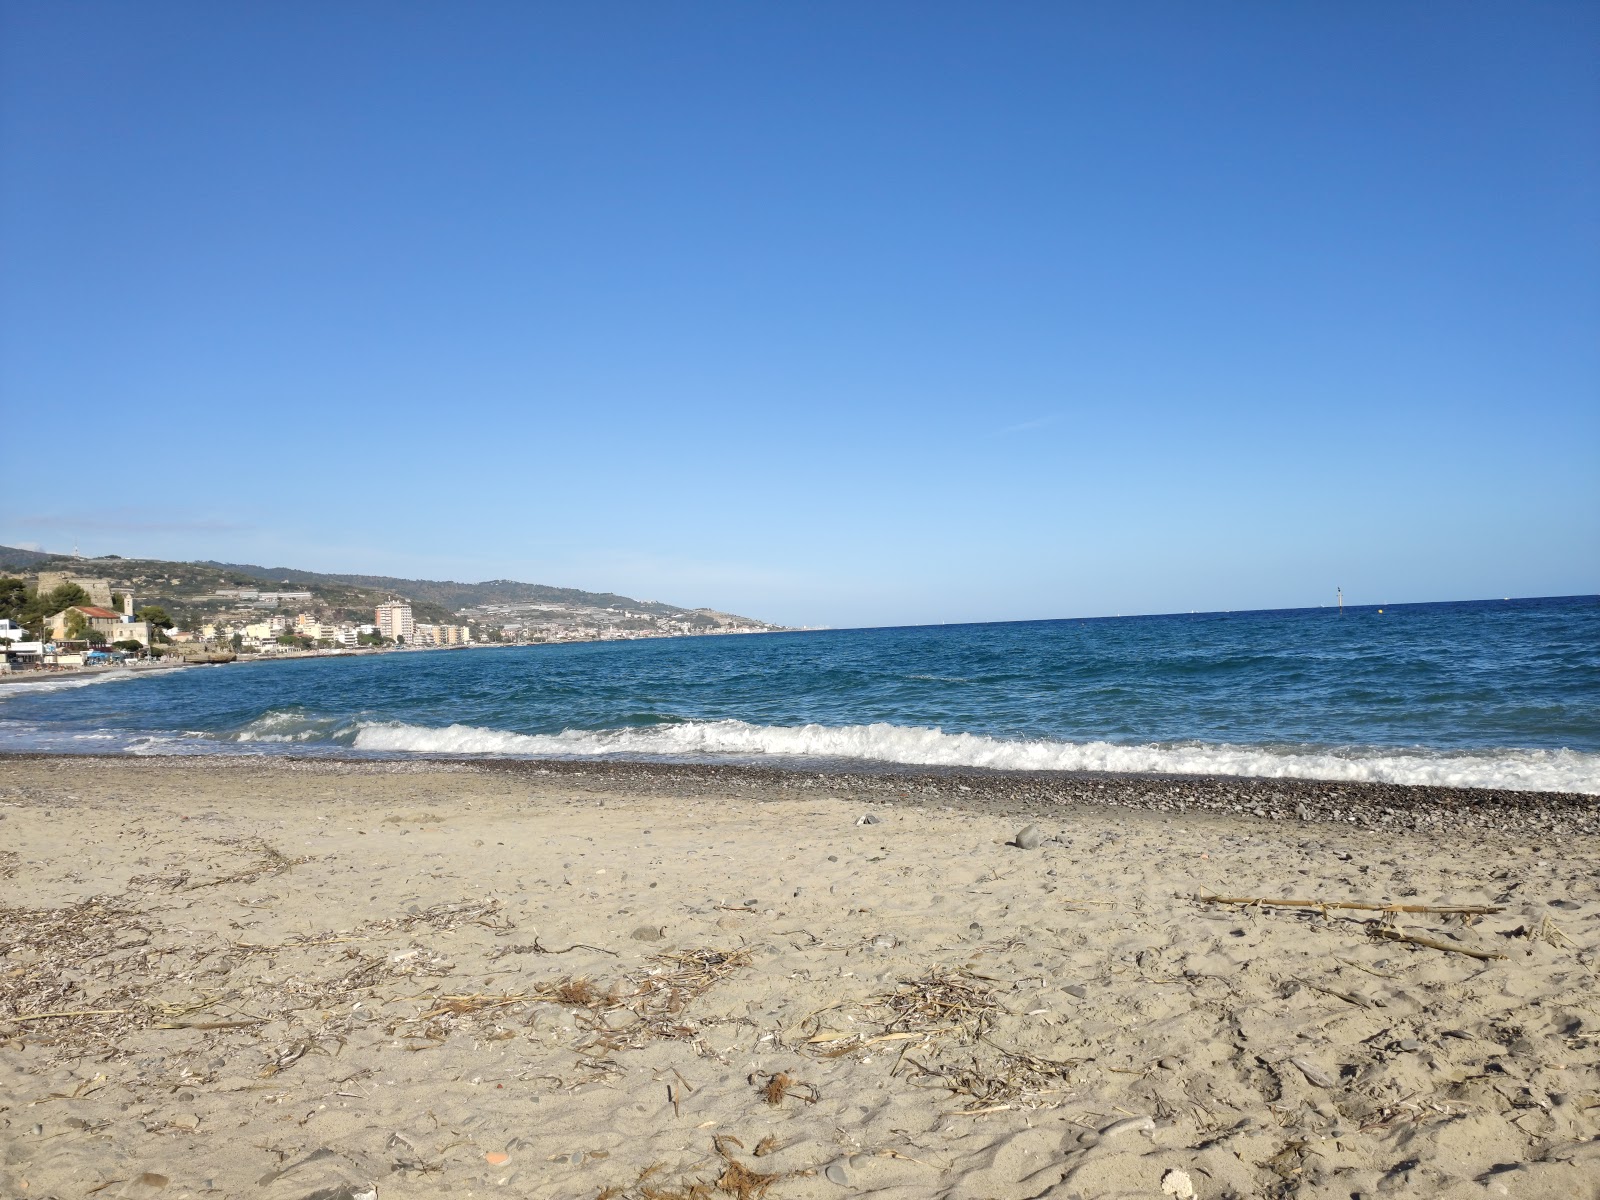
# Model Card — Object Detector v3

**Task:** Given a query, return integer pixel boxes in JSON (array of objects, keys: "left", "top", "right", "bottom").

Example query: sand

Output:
[{"left": 1, "top": 756, "right": 1597, "bottom": 1199}]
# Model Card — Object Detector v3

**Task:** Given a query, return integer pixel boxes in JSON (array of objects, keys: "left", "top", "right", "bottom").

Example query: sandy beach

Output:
[{"left": 1, "top": 756, "right": 1597, "bottom": 1199}]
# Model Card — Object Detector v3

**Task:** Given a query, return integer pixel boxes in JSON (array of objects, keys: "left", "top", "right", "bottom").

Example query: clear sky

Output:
[{"left": 2, "top": 2, "right": 1596, "bottom": 628}]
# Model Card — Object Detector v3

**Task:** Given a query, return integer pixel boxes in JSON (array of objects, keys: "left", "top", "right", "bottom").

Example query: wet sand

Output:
[{"left": 1, "top": 755, "right": 1597, "bottom": 1198}]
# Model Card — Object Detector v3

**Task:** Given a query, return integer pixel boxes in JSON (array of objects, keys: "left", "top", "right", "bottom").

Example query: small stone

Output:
[
  {"left": 1161, "top": 1168, "right": 1197, "bottom": 1199},
  {"left": 1157, "top": 1056, "right": 1180, "bottom": 1070},
  {"left": 824, "top": 1162, "right": 850, "bottom": 1186},
  {"left": 1015, "top": 824, "right": 1042, "bottom": 850},
  {"left": 1397, "top": 1038, "right": 1422, "bottom": 1052},
  {"left": 857, "top": 813, "right": 881, "bottom": 825},
  {"left": 1064, "top": 983, "right": 1088, "bottom": 999},
  {"left": 139, "top": 1174, "right": 170, "bottom": 1190},
  {"left": 1290, "top": 1057, "right": 1338, "bottom": 1088},
  {"left": 1099, "top": 1115, "right": 1155, "bottom": 1139},
  {"left": 169, "top": 1113, "right": 200, "bottom": 1131}
]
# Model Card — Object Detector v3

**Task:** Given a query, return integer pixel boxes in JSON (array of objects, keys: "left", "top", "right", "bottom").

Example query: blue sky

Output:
[{"left": 2, "top": 2, "right": 1595, "bottom": 627}]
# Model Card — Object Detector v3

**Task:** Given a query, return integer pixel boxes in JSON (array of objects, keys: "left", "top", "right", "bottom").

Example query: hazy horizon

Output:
[{"left": 1, "top": 539, "right": 1586, "bottom": 631}]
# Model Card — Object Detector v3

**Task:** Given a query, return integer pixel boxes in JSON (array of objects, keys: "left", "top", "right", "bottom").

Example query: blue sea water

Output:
[{"left": 2, "top": 596, "right": 1597, "bottom": 793}]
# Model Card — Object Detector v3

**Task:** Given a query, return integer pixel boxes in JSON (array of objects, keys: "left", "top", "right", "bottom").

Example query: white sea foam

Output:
[
  {"left": 233, "top": 711, "right": 345, "bottom": 743},
  {"left": 349, "top": 718, "right": 1600, "bottom": 794},
  {"left": 0, "top": 669, "right": 157, "bottom": 698}
]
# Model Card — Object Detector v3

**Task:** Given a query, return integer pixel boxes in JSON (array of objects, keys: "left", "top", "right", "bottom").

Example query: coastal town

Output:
[{"left": 0, "top": 551, "right": 782, "bottom": 675}]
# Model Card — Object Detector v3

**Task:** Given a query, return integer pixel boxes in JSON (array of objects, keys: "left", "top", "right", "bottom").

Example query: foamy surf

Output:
[
  {"left": 0, "top": 669, "right": 161, "bottom": 698},
  {"left": 347, "top": 718, "right": 1600, "bottom": 794}
]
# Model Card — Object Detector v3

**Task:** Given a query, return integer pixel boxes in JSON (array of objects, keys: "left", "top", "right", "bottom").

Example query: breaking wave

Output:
[
  {"left": 348, "top": 718, "right": 1600, "bottom": 794},
  {"left": 0, "top": 669, "right": 162, "bottom": 699},
  {"left": 232, "top": 710, "right": 352, "bottom": 743}
]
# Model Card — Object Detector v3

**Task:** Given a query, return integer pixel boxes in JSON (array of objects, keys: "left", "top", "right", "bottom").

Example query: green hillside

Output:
[{"left": 0, "top": 546, "right": 772, "bottom": 631}]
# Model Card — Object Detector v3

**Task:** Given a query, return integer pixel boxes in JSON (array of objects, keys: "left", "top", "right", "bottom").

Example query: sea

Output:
[{"left": 2, "top": 596, "right": 1597, "bottom": 794}]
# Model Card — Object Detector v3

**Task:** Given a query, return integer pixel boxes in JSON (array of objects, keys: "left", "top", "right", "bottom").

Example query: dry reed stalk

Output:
[{"left": 1197, "top": 895, "right": 1502, "bottom": 915}]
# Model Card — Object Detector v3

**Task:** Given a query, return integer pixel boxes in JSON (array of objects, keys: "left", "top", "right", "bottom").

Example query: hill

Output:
[
  {"left": 198, "top": 562, "right": 691, "bottom": 618},
  {"left": 0, "top": 546, "right": 778, "bottom": 637}
]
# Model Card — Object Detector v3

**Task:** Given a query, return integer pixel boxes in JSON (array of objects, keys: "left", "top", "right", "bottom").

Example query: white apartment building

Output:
[
  {"left": 413, "top": 622, "right": 472, "bottom": 647},
  {"left": 243, "top": 616, "right": 289, "bottom": 640},
  {"left": 376, "top": 601, "right": 414, "bottom": 643}
]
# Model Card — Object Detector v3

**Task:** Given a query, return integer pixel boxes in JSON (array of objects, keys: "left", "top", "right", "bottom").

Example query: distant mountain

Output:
[
  {"left": 198, "top": 562, "right": 695, "bottom": 618},
  {"left": 0, "top": 545, "right": 55, "bottom": 569},
  {"left": 0, "top": 545, "right": 778, "bottom": 632}
]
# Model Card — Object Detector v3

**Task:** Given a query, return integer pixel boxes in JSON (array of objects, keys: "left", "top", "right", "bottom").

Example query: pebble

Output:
[
  {"left": 1161, "top": 1168, "right": 1197, "bottom": 1199},
  {"left": 1157, "top": 1056, "right": 1180, "bottom": 1070},
  {"left": 857, "top": 813, "right": 881, "bottom": 825},
  {"left": 630, "top": 925, "right": 665, "bottom": 942},
  {"left": 1064, "top": 983, "right": 1088, "bottom": 999},
  {"left": 1099, "top": 1115, "right": 1155, "bottom": 1139},
  {"left": 1014, "top": 824, "right": 1042, "bottom": 850},
  {"left": 824, "top": 1161, "right": 850, "bottom": 1186},
  {"left": 1397, "top": 1038, "right": 1422, "bottom": 1052},
  {"left": 1290, "top": 1057, "right": 1338, "bottom": 1088}
]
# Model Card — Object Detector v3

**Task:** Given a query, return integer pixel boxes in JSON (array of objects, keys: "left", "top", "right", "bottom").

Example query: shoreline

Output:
[
  {"left": 3, "top": 750, "right": 1596, "bottom": 837},
  {"left": 1, "top": 754, "right": 1595, "bottom": 1198}
]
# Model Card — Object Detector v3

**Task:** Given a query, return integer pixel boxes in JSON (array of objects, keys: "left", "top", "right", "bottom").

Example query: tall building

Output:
[{"left": 375, "top": 600, "right": 414, "bottom": 643}]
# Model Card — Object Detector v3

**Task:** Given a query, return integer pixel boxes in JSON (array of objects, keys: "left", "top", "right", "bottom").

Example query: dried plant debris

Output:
[
  {"left": 752, "top": 1070, "right": 819, "bottom": 1107},
  {"left": 184, "top": 838, "right": 313, "bottom": 889},
  {"left": 600, "top": 1138, "right": 793, "bottom": 1200},
  {"left": 390, "top": 947, "right": 755, "bottom": 1051},
  {"left": 0, "top": 877, "right": 619, "bottom": 1070},
  {"left": 877, "top": 966, "right": 1003, "bottom": 1044}
]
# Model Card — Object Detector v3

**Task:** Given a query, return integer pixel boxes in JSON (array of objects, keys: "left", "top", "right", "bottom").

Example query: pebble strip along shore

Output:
[{"left": 5, "top": 751, "right": 1594, "bottom": 838}]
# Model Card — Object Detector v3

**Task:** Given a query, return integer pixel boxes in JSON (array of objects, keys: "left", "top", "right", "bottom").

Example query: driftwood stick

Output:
[
  {"left": 1198, "top": 895, "right": 1502, "bottom": 916},
  {"left": 1366, "top": 926, "right": 1506, "bottom": 960}
]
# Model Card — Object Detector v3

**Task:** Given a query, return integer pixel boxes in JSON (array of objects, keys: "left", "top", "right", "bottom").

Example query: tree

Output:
[
  {"left": 136, "top": 606, "right": 172, "bottom": 644},
  {"left": 63, "top": 610, "right": 90, "bottom": 641},
  {"left": 0, "top": 578, "right": 26, "bottom": 622},
  {"left": 230, "top": 633, "right": 244, "bottom": 652},
  {"left": 112, "top": 640, "right": 144, "bottom": 654},
  {"left": 85, "top": 629, "right": 107, "bottom": 647},
  {"left": 46, "top": 583, "right": 90, "bottom": 610}
]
